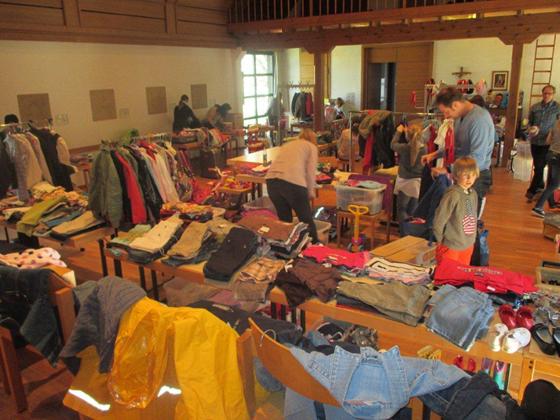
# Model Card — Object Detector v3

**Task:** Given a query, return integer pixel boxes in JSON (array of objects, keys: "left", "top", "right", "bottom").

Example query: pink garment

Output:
[
  {"left": 0, "top": 247, "right": 66, "bottom": 269},
  {"left": 434, "top": 258, "right": 537, "bottom": 295},
  {"left": 302, "top": 245, "right": 369, "bottom": 269}
]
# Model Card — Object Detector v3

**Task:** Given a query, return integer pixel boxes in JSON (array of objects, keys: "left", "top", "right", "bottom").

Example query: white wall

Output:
[
  {"left": 0, "top": 40, "right": 240, "bottom": 148},
  {"left": 277, "top": 48, "right": 301, "bottom": 114},
  {"left": 430, "top": 36, "right": 560, "bottom": 115},
  {"left": 325, "top": 36, "right": 560, "bottom": 117},
  {"left": 331, "top": 45, "right": 362, "bottom": 111}
]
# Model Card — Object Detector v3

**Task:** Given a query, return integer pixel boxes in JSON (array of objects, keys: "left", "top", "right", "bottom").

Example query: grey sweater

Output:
[
  {"left": 433, "top": 184, "right": 478, "bottom": 250},
  {"left": 390, "top": 131, "right": 425, "bottom": 179}
]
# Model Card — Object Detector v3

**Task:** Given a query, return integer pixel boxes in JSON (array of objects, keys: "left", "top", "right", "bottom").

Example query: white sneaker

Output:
[
  {"left": 502, "top": 328, "right": 531, "bottom": 354},
  {"left": 488, "top": 323, "right": 509, "bottom": 352}
]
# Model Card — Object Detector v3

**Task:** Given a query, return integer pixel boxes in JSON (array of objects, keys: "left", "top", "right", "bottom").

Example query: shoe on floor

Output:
[
  {"left": 532, "top": 208, "right": 545, "bottom": 218},
  {"left": 525, "top": 191, "right": 535, "bottom": 201}
]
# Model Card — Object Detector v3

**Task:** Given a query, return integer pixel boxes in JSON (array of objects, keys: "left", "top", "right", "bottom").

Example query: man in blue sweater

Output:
[{"left": 433, "top": 87, "right": 495, "bottom": 209}]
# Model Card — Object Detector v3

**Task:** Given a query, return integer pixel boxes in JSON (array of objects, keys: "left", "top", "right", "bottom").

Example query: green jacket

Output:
[{"left": 88, "top": 144, "right": 123, "bottom": 228}]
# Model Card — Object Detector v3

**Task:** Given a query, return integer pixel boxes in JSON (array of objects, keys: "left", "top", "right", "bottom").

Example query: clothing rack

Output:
[
  {"left": 130, "top": 132, "right": 171, "bottom": 143},
  {"left": 345, "top": 110, "right": 441, "bottom": 172},
  {"left": 283, "top": 82, "right": 315, "bottom": 90},
  {"left": 0, "top": 122, "right": 30, "bottom": 129}
]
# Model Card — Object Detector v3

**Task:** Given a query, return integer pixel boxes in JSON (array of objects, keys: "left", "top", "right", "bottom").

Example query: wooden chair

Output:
[
  {"left": 247, "top": 318, "right": 340, "bottom": 408},
  {"left": 0, "top": 267, "right": 75, "bottom": 412}
]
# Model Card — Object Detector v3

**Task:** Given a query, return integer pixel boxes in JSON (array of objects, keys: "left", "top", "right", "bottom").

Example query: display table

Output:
[
  {"left": 102, "top": 245, "right": 558, "bottom": 400},
  {"left": 0, "top": 220, "right": 114, "bottom": 276}
]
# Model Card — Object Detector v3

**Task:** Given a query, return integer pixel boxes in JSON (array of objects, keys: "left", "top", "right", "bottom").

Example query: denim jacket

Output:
[{"left": 290, "top": 345, "right": 467, "bottom": 419}]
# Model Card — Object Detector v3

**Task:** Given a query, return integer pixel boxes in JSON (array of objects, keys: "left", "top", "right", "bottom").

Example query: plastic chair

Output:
[{"left": 248, "top": 318, "right": 340, "bottom": 407}]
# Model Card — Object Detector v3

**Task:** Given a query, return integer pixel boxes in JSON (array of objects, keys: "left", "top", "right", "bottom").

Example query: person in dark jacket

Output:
[
  {"left": 173, "top": 95, "right": 200, "bottom": 132},
  {"left": 0, "top": 114, "right": 19, "bottom": 198}
]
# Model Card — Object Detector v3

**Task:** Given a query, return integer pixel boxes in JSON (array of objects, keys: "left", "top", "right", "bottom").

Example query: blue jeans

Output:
[
  {"left": 289, "top": 345, "right": 467, "bottom": 419},
  {"left": 536, "top": 152, "right": 560, "bottom": 210},
  {"left": 426, "top": 285, "right": 494, "bottom": 350},
  {"left": 420, "top": 372, "right": 507, "bottom": 420}
]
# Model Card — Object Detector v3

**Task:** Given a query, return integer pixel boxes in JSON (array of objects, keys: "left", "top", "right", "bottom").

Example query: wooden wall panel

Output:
[
  {"left": 0, "top": 3, "right": 64, "bottom": 26},
  {"left": 80, "top": 11, "right": 166, "bottom": 33},
  {"left": 176, "top": 21, "right": 230, "bottom": 36},
  {"left": 80, "top": 0, "right": 165, "bottom": 19},
  {"left": 0, "top": 0, "right": 61, "bottom": 7},
  {"left": 0, "top": 0, "right": 234, "bottom": 47},
  {"left": 177, "top": 0, "right": 230, "bottom": 11},
  {"left": 368, "top": 48, "right": 397, "bottom": 63},
  {"left": 365, "top": 42, "right": 433, "bottom": 113},
  {"left": 176, "top": 6, "right": 228, "bottom": 25},
  {"left": 146, "top": 86, "right": 167, "bottom": 114}
]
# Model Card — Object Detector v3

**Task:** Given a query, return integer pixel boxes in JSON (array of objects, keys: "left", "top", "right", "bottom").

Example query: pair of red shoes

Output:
[
  {"left": 498, "top": 305, "right": 534, "bottom": 330},
  {"left": 453, "top": 355, "right": 476, "bottom": 374}
]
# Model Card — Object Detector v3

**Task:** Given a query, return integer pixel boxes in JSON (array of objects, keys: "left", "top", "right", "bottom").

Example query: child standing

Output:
[
  {"left": 433, "top": 157, "right": 479, "bottom": 264},
  {"left": 391, "top": 123, "right": 425, "bottom": 234}
]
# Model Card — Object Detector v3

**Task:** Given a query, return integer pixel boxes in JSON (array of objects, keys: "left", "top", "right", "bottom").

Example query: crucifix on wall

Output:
[{"left": 452, "top": 66, "right": 472, "bottom": 78}]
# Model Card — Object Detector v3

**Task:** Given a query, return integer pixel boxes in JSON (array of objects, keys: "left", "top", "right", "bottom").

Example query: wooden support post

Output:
[
  {"left": 62, "top": 0, "right": 80, "bottom": 27},
  {"left": 165, "top": 0, "right": 177, "bottom": 34},
  {"left": 503, "top": 42, "right": 524, "bottom": 167},
  {"left": 313, "top": 51, "right": 325, "bottom": 131}
]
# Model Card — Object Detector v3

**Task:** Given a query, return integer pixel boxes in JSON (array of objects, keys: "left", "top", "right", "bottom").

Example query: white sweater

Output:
[{"left": 265, "top": 140, "right": 318, "bottom": 197}]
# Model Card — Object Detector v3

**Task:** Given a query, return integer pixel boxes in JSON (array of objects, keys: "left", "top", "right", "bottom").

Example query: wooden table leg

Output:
[
  {"left": 518, "top": 357, "right": 535, "bottom": 402},
  {"left": 0, "top": 328, "right": 27, "bottom": 412},
  {"left": 151, "top": 270, "right": 159, "bottom": 301},
  {"left": 336, "top": 214, "right": 342, "bottom": 248},
  {"left": 98, "top": 239, "right": 108, "bottom": 277}
]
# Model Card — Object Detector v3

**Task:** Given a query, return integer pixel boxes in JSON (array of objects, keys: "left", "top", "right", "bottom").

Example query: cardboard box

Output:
[{"left": 371, "top": 236, "right": 436, "bottom": 266}]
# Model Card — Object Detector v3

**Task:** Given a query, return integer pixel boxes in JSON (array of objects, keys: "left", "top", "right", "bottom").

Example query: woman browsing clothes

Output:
[{"left": 265, "top": 129, "right": 319, "bottom": 242}]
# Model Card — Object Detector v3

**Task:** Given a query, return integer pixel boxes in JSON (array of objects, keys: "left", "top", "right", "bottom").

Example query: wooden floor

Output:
[{"left": 1, "top": 166, "right": 554, "bottom": 417}]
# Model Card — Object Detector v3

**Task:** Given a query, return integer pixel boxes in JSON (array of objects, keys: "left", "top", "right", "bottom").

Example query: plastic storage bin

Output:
[
  {"left": 314, "top": 220, "right": 332, "bottom": 244},
  {"left": 335, "top": 183, "right": 386, "bottom": 215},
  {"left": 294, "top": 218, "right": 331, "bottom": 244},
  {"left": 243, "top": 196, "right": 276, "bottom": 213}
]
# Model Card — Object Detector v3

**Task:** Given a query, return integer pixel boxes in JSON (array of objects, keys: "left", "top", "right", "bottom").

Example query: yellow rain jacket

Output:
[{"left": 64, "top": 297, "right": 249, "bottom": 419}]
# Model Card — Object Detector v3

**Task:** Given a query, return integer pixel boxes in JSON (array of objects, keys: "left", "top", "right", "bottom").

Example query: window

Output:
[{"left": 242, "top": 53, "right": 275, "bottom": 127}]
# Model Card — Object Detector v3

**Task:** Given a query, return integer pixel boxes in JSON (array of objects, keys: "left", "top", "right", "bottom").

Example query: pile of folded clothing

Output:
[
  {"left": 366, "top": 257, "right": 433, "bottom": 285},
  {"left": 434, "top": 258, "right": 537, "bottom": 295},
  {"left": 275, "top": 259, "right": 341, "bottom": 307},
  {"left": 49, "top": 210, "right": 105, "bottom": 240},
  {"left": 204, "top": 227, "right": 259, "bottom": 282},
  {"left": 160, "top": 202, "right": 213, "bottom": 221},
  {"left": 302, "top": 245, "right": 369, "bottom": 276},
  {"left": 164, "top": 221, "right": 219, "bottom": 267},
  {"left": 1, "top": 204, "right": 31, "bottom": 223},
  {"left": 0, "top": 247, "right": 66, "bottom": 269},
  {"left": 238, "top": 214, "right": 310, "bottom": 259},
  {"left": 128, "top": 215, "right": 183, "bottom": 263},
  {"left": 107, "top": 224, "right": 152, "bottom": 255},
  {"left": 205, "top": 217, "right": 236, "bottom": 244},
  {"left": 425, "top": 284, "right": 495, "bottom": 350},
  {"left": 233, "top": 257, "right": 286, "bottom": 307},
  {"left": 336, "top": 280, "right": 431, "bottom": 327}
]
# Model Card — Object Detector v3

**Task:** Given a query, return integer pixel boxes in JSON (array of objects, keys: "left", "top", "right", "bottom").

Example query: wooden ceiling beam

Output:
[
  {"left": 235, "top": 12, "right": 560, "bottom": 49},
  {"left": 228, "top": 0, "right": 557, "bottom": 33}
]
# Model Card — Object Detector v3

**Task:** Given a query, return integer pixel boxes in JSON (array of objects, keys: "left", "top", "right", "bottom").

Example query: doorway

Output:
[{"left": 366, "top": 62, "right": 396, "bottom": 110}]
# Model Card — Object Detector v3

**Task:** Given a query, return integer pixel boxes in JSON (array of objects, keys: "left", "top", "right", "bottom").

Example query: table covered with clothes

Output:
[{"left": 93, "top": 208, "right": 560, "bottom": 411}]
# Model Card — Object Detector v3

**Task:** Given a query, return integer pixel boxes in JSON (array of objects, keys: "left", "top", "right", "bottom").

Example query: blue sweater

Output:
[{"left": 454, "top": 105, "right": 495, "bottom": 171}]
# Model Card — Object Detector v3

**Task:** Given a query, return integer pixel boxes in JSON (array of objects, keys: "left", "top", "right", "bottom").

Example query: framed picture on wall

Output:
[{"left": 492, "top": 71, "right": 509, "bottom": 91}]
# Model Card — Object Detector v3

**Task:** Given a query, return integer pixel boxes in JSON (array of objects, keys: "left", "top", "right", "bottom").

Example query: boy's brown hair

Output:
[{"left": 452, "top": 156, "right": 479, "bottom": 179}]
